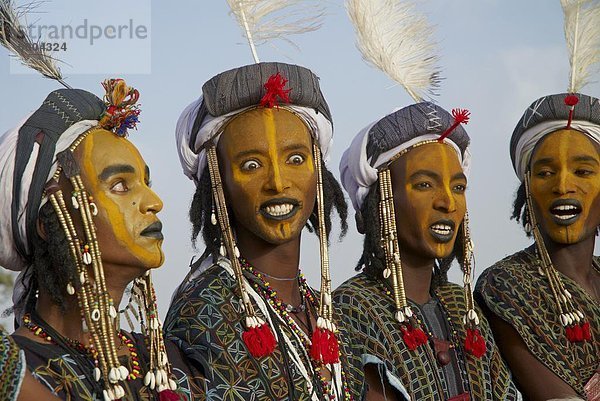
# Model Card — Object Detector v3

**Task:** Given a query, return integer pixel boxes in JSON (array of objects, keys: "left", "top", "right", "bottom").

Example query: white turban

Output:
[{"left": 513, "top": 120, "right": 600, "bottom": 181}]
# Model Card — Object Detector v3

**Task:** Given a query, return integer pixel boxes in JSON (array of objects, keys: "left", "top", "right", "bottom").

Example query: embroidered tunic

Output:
[
  {"left": 1, "top": 330, "right": 25, "bottom": 401},
  {"left": 334, "top": 273, "right": 519, "bottom": 401},
  {"left": 13, "top": 333, "right": 205, "bottom": 401},
  {"left": 476, "top": 248, "right": 600, "bottom": 397},
  {"left": 164, "top": 258, "right": 361, "bottom": 401}
]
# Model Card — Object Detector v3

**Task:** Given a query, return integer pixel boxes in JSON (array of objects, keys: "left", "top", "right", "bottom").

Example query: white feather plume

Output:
[
  {"left": 226, "top": 0, "right": 324, "bottom": 63},
  {"left": 0, "top": 0, "right": 68, "bottom": 87},
  {"left": 346, "top": 0, "right": 441, "bottom": 102},
  {"left": 561, "top": 0, "right": 600, "bottom": 93}
]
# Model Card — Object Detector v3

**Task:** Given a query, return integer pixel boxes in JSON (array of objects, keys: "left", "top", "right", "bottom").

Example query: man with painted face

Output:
[
  {"left": 0, "top": 81, "right": 205, "bottom": 401},
  {"left": 475, "top": 92, "right": 600, "bottom": 400},
  {"left": 336, "top": 103, "right": 519, "bottom": 401},
  {"left": 166, "top": 62, "right": 359, "bottom": 401}
]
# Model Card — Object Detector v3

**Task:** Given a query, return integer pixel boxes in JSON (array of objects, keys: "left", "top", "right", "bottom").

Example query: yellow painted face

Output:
[
  {"left": 389, "top": 142, "right": 467, "bottom": 259},
  {"left": 75, "top": 129, "right": 164, "bottom": 270},
  {"left": 217, "top": 108, "right": 317, "bottom": 245},
  {"left": 529, "top": 129, "right": 600, "bottom": 244}
]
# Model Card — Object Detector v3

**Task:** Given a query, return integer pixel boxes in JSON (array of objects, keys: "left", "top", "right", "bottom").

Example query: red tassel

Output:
[
  {"left": 242, "top": 323, "right": 277, "bottom": 357},
  {"left": 566, "top": 322, "right": 591, "bottom": 343},
  {"left": 159, "top": 389, "right": 185, "bottom": 401},
  {"left": 259, "top": 72, "right": 291, "bottom": 108},
  {"left": 564, "top": 94, "right": 579, "bottom": 129},
  {"left": 438, "top": 108, "right": 471, "bottom": 143},
  {"left": 310, "top": 328, "right": 340, "bottom": 364},
  {"left": 400, "top": 324, "right": 427, "bottom": 351},
  {"left": 565, "top": 94, "right": 579, "bottom": 106},
  {"left": 464, "top": 328, "right": 487, "bottom": 358},
  {"left": 412, "top": 327, "right": 429, "bottom": 347}
]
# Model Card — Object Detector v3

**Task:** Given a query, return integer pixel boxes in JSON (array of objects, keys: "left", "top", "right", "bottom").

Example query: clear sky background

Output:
[{"left": 1, "top": 0, "right": 599, "bottom": 325}]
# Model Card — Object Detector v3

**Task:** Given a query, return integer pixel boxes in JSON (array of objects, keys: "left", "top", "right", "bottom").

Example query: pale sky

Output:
[{"left": 1, "top": 0, "right": 599, "bottom": 325}]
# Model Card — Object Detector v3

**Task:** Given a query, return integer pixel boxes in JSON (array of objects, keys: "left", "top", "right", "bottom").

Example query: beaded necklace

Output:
[
  {"left": 240, "top": 258, "right": 353, "bottom": 401},
  {"left": 23, "top": 313, "right": 142, "bottom": 382}
]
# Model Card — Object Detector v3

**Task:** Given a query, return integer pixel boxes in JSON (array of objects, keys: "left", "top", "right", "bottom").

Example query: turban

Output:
[
  {"left": 0, "top": 89, "right": 105, "bottom": 272},
  {"left": 0, "top": 89, "right": 105, "bottom": 320},
  {"left": 175, "top": 62, "right": 334, "bottom": 182},
  {"left": 340, "top": 102, "right": 471, "bottom": 213},
  {"left": 510, "top": 93, "right": 600, "bottom": 181}
]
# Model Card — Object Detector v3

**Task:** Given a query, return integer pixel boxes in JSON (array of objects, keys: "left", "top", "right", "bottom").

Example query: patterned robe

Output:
[
  {"left": 334, "top": 273, "right": 519, "bottom": 401},
  {"left": 476, "top": 248, "right": 600, "bottom": 397},
  {"left": 13, "top": 332, "right": 206, "bottom": 401},
  {"left": 1, "top": 330, "right": 24, "bottom": 401},
  {"left": 164, "top": 258, "right": 362, "bottom": 401}
]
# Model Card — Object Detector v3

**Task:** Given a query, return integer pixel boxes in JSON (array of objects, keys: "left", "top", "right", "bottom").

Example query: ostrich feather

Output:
[
  {"left": 346, "top": 0, "right": 441, "bottom": 102},
  {"left": 226, "top": 0, "right": 324, "bottom": 63},
  {"left": 0, "top": 0, "right": 68, "bottom": 87},
  {"left": 561, "top": 0, "right": 600, "bottom": 93}
]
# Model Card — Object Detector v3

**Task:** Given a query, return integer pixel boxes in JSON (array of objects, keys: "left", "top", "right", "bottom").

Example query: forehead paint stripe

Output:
[{"left": 81, "top": 134, "right": 161, "bottom": 266}]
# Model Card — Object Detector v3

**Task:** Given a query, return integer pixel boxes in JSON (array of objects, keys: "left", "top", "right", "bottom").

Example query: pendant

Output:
[
  {"left": 584, "top": 368, "right": 600, "bottom": 401},
  {"left": 433, "top": 338, "right": 451, "bottom": 366}
]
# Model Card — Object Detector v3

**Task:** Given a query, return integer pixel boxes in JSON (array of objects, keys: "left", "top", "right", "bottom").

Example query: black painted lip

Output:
[
  {"left": 548, "top": 199, "right": 582, "bottom": 226},
  {"left": 259, "top": 198, "right": 301, "bottom": 221},
  {"left": 140, "top": 221, "right": 164, "bottom": 239},
  {"left": 428, "top": 219, "right": 456, "bottom": 243}
]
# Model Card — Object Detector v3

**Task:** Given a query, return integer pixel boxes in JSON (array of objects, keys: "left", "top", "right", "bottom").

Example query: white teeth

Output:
[
  {"left": 264, "top": 203, "right": 294, "bottom": 217},
  {"left": 554, "top": 214, "right": 577, "bottom": 220},
  {"left": 553, "top": 205, "right": 578, "bottom": 211},
  {"left": 430, "top": 224, "right": 453, "bottom": 235}
]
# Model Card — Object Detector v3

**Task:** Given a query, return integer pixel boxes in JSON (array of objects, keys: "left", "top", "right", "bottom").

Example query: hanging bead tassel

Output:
[
  {"left": 464, "top": 327, "right": 487, "bottom": 358},
  {"left": 310, "top": 320, "right": 340, "bottom": 364},
  {"left": 400, "top": 323, "right": 428, "bottom": 351},
  {"left": 158, "top": 389, "right": 183, "bottom": 401},
  {"left": 242, "top": 316, "right": 276, "bottom": 358},
  {"left": 566, "top": 321, "right": 591, "bottom": 343}
]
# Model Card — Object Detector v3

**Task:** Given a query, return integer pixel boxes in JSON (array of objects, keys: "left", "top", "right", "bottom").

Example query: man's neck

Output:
[
  {"left": 236, "top": 234, "right": 303, "bottom": 307},
  {"left": 542, "top": 235, "right": 599, "bottom": 298},
  {"left": 395, "top": 248, "right": 435, "bottom": 305}
]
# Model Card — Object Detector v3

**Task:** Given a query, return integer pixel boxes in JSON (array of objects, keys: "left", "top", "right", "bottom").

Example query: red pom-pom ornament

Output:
[
  {"left": 159, "top": 389, "right": 185, "bottom": 401},
  {"left": 438, "top": 108, "right": 471, "bottom": 142},
  {"left": 259, "top": 72, "right": 291, "bottom": 108},
  {"left": 243, "top": 322, "right": 277, "bottom": 357},
  {"left": 310, "top": 327, "right": 340, "bottom": 364},
  {"left": 464, "top": 328, "right": 487, "bottom": 358}
]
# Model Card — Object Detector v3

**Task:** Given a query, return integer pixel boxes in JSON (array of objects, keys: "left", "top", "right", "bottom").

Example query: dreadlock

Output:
[
  {"left": 189, "top": 155, "right": 348, "bottom": 260},
  {"left": 30, "top": 202, "right": 77, "bottom": 309},
  {"left": 511, "top": 182, "right": 532, "bottom": 237},
  {"left": 356, "top": 181, "right": 465, "bottom": 289}
]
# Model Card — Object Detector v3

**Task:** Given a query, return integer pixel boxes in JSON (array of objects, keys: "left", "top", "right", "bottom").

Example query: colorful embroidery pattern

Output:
[
  {"left": 165, "top": 263, "right": 363, "bottom": 401},
  {"left": 12, "top": 333, "right": 205, "bottom": 401},
  {"left": 334, "top": 273, "right": 519, "bottom": 401},
  {"left": 0, "top": 331, "right": 25, "bottom": 401},
  {"left": 476, "top": 248, "right": 600, "bottom": 396}
]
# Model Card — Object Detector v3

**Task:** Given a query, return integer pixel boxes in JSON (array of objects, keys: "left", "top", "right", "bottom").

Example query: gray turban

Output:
[
  {"left": 0, "top": 89, "right": 105, "bottom": 272},
  {"left": 510, "top": 93, "right": 600, "bottom": 180},
  {"left": 175, "top": 62, "right": 334, "bottom": 182},
  {"left": 340, "top": 102, "right": 472, "bottom": 212},
  {"left": 0, "top": 89, "right": 105, "bottom": 321}
]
